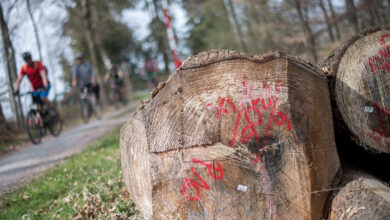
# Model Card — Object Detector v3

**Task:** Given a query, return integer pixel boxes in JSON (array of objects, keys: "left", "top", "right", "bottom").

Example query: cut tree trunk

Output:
[
  {"left": 319, "top": 25, "right": 390, "bottom": 154},
  {"left": 120, "top": 50, "right": 340, "bottom": 220},
  {"left": 329, "top": 168, "right": 390, "bottom": 220}
]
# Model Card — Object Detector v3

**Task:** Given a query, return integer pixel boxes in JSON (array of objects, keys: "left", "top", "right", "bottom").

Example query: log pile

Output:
[
  {"left": 120, "top": 26, "right": 390, "bottom": 220},
  {"left": 320, "top": 25, "right": 390, "bottom": 154},
  {"left": 329, "top": 168, "right": 390, "bottom": 220}
]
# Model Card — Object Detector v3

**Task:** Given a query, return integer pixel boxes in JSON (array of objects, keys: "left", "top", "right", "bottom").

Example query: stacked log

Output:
[
  {"left": 320, "top": 25, "right": 390, "bottom": 154},
  {"left": 120, "top": 50, "right": 340, "bottom": 219},
  {"left": 329, "top": 168, "right": 390, "bottom": 220}
]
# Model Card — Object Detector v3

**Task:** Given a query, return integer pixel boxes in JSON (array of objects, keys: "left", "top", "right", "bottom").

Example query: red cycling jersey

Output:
[{"left": 19, "top": 61, "right": 45, "bottom": 90}]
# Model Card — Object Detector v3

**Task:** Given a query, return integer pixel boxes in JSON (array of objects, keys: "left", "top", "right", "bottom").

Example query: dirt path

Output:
[{"left": 0, "top": 104, "right": 135, "bottom": 194}]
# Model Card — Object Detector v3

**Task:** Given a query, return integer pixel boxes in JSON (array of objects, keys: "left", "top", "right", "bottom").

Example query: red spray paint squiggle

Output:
[{"left": 181, "top": 158, "right": 224, "bottom": 201}]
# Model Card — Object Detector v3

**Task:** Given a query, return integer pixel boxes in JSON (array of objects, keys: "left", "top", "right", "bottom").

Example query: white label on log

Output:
[
  {"left": 237, "top": 184, "right": 248, "bottom": 192},
  {"left": 365, "top": 106, "right": 374, "bottom": 113}
]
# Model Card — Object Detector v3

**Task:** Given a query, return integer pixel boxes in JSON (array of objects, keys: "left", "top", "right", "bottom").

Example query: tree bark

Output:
[
  {"left": 26, "top": 0, "right": 43, "bottom": 61},
  {"left": 80, "top": 0, "right": 107, "bottom": 106},
  {"left": 329, "top": 168, "right": 390, "bottom": 220},
  {"left": 120, "top": 50, "right": 340, "bottom": 219},
  {"left": 225, "top": 0, "right": 248, "bottom": 52},
  {"left": 120, "top": 61, "right": 134, "bottom": 101},
  {"left": 293, "top": 0, "right": 318, "bottom": 63},
  {"left": 319, "top": 0, "right": 335, "bottom": 42},
  {"left": 319, "top": 25, "right": 390, "bottom": 154},
  {"left": 0, "top": 3, "right": 23, "bottom": 129},
  {"left": 327, "top": 0, "right": 341, "bottom": 40}
]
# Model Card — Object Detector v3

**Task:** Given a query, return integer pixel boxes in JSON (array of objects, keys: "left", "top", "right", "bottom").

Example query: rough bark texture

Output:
[
  {"left": 320, "top": 25, "right": 390, "bottom": 154},
  {"left": 120, "top": 50, "right": 340, "bottom": 220},
  {"left": 329, "top": 168, "right": 390, "bottom": 220}
]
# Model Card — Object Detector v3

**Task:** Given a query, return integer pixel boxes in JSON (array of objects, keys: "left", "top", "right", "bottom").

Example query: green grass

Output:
[
  {"left": 134, "top": 92, "right": 150, "bottom": 100},
  {"left": 0, "top": 129, "right": 142, "bottom": 220},
  {"left": 0, "top": 138, "right": 25, "bottom": 153}
]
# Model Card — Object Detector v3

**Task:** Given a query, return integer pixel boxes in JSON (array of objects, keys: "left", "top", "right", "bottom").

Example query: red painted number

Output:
[{"left": 181, "top": 158, "right": 224, "bottom": 201}]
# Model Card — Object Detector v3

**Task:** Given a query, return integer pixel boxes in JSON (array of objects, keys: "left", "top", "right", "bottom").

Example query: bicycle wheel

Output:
[
  {"left": 91, "top": 96, "right": 101, "bottom": 120},
  {"left": 26, "top": 111, "right": 42, "bottom": 144},
  {"left": 48, "top": 108, "right": 62, "bottom": 137},
  {"left": 81, "top": 100, "right": 89, "bottom": 123}
]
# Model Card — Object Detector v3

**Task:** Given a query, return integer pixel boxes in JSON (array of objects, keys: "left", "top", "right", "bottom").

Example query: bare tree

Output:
[
  {"left": 90, "top": 2, "right": 112, "bottom": 69},
  {"left": 224, "top": 0, "right": 248, "bottom": 52},
  {"left": 26, "top": 0, "right": 43, "bottom": 61},
  {"left": 345, "top": 0, "right": 359, "bottom": 33},
  {"left": 292, "top": 0, "right": 318, "bottom": 63},
  {"left": 0, "top": 3, "right": 24, "bottom": 129},
  {"left": 318, "top": 0, "right": 334, "bottom": 42},
  {"left": 121, "top": 61, "right": 134, "bottom": 101},
  {"left": 80, "top": 0, "right": 108, "bottom": 106},
  {"left": 327, "top": 0, "right": 340, "bottom": 40}
]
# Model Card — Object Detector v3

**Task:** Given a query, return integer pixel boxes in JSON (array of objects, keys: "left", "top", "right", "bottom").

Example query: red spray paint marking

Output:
[
  {"left": 207, "top": 76, "right": 292, "bottom": 163},
  {"left": 369, "top": 33, "right": 390, "bottom": 75},
  {"left": 365, "top": 103, "right": 390, "bottom": 153},
  {"left": 207, "top": 76, "right": 292, "bottom": 220},
  {"left": 181, "top": 158, "right": 224, "bottom": 201}
]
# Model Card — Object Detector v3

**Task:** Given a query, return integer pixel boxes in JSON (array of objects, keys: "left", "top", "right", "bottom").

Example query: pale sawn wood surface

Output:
[{"left": 120, "top": 50, "right": 340, "bottom": 220}]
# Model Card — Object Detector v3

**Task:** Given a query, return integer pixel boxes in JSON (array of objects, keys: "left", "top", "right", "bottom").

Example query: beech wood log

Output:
[
  {"left": 329, "top": 168, "right": 390, "bottom": 220},
  {"left": 120, "top": 50, "right": 340, "bottom": 219},
  {"left": 320, "top": 26, "right": 390, "bottom": 154}
]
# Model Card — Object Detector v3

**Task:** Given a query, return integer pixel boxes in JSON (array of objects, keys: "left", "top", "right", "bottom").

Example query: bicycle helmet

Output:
[
  {"left": 75, "top": 54, "right": 83, "bottom": 60},
  {"left": 22, "top": 52, "right": 32, "bottom": 60}
]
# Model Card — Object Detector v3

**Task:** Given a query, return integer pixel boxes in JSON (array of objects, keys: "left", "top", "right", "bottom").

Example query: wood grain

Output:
[
  {"left": 120, "top": 50, "right": 340, "bottom": 219},
  {"left": 320, "top": 25, "right": 390, "bottom": 154},
  {"left": 329, "top": 168, "right": 390, "bottom": 220}
]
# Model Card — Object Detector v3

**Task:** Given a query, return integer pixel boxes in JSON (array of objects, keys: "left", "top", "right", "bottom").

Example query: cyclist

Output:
[
  {"left": 141, "top": 55, "right": 158, "bottom": 89},
  {"left": 104, "top": 65, "right": 123, "bottom": 88},
  {"left": 14, "top": 52, "right": 53, "bottom": 108},
  {"left": 71, "top": 54, "right": 100, "bottom": 102},
  {"left": 104, "top": 65, "right": 125, "bottom": 102}
]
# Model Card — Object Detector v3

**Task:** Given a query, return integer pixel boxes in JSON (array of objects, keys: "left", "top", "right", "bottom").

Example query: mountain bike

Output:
[
  {"left": 80, "top": 84, "right": 101, "bottom": 123},
  {"left": 20, "top": 90, "right": 62, "bottom": 144}
]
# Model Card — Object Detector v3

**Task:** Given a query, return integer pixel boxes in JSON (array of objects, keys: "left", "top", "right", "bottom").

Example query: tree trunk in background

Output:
[
  {"left": 90, "top": 2, "right": 111, "bottom": 69},
  {"left": 152, "top": 0, "right": 170, "bottom": 74},
  {"left": 319, "top": 0, "right": 334, "bottom": 42},
  {"left": 121, "top": 61, "right": 134, "bottom": 101},
  {"left": 294, "top": 0, "right": 318, "bottom": 63},
  {"left": 327, "top": 0, "right": 340, "bottom": 40},
  {"left": 0, "top": 102, "right": 12, "bottom": 136},
  {"left": 243, "top": 2, "right": 260, "bottom": 52},
  {"left": 319, "top": 26, "right": 390, "bottom": 154},
  {"left": 161, "top": 48, "right": 170, "bottom": 73},
  {"left": 26, "top": 0, "right": 43, "bottom": 61},
  {"left": 120, "top": 50, "right": 340, "bottom": 219},
  {"left": 0, "top": 3, "right": 23, "bottom": 129},
  {"left": 225, "top": 0, "right": 248, "bottom": 52},
  {"left": 246, "top": 0, "right": 274, "bottom": 52},
  {"left": 345, "top": 0, "right": 359, "bottom": 33},
  {"left": 80, "top": 0, "right": 107, "bottom": 106},
  {"left": 329, "top": 168, "right": 390, "bottom": 220}
]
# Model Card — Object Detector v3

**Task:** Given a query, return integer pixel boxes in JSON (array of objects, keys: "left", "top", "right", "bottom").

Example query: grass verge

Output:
[{"left": 0, "top": 129, "right": 142, "bottom": 220}]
